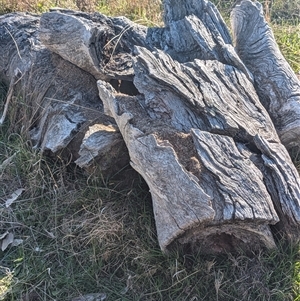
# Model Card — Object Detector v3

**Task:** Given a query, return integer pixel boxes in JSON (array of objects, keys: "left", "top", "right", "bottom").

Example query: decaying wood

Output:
[
  {"left": 39, "top": 2, "right": 251, "bottom": 80},
  {"left": 0, "top": 12, "right": 128, "bottom": 175},
  {"left": 1, "top": 0, "right": 300, "bottom": 254},
  {"left": 231, "top": 0, "right": 300, "bottom": 150},
  {"left": 99, "top": 45, "right": 300, "bottom": 252},
  {"left": 161, "top": 0, "right": 253, "bottom": 81},
  {"left": 39, "top": 9, "right": 150, "bottom": 81}
]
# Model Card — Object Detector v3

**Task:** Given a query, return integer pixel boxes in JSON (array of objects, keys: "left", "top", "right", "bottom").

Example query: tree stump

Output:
[{"left": 1, "top": 0, "right": 300, "bottom": 254}]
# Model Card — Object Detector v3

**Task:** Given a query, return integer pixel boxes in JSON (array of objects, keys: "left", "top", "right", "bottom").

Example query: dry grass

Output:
[
  {"left": 1, "top": 82, "right": 300, "bottom": 300},
  {"left": 1, "top": 1, "right": 300, "bottom": 300},
  {"left": 95, "top": 0, "right": 162, "bottom": 25},
  {"left": 1, "top": 71, "right": 300, "bottom": 301},
  {"left": 0, "top": 0, "right": 163, "bottom": 25}
]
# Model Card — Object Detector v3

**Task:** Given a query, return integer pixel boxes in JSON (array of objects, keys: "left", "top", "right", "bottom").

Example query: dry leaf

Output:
[
  {"left": 0, "top": 231, "right": 9, "bottom": 240},
  {"left": 71, "top": 293, "right": 107, "bottom": 301},
  {"left": 11, "top": 239, "right": 23, "bottom": 247},
  {"left": 5, "top": 188, "right": 25, "bottom": 207},
  {"left": 1, "top": 232, "right": 14, "bottom": 251},
  {"left": 0, "top": 152, "right": 17, "bottom": 173},
  {"left": 0, "top": 232, "right": 23, "bottom": 251}
]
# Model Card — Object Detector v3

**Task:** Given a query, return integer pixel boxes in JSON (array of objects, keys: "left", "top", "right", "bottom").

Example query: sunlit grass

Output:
[
  {"left": 1, "top": 1, "right": 300, "bottom": 300},
  {"left": 0, "top": 97, "right": 299, "bottom": 299},
  {"left": 273, "top": 23, "right": 300, "bottom": 73},
  {"left": 0, "top": 0, "right": 163, "bottom": 25},
  {"left": 0, "top": 267, "right": 13, "bottom": 299},
  {"left": 96, "top": 0, "right": 162, "bottom": 26}
]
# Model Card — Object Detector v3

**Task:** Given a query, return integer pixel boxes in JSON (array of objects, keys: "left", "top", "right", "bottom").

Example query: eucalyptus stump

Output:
[{"left": 1, "top": 0, "right": 300, "bottom": 254}]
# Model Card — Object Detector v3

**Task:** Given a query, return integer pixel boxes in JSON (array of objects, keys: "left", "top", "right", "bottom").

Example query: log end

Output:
[{"left": 166, "top": 223, "right": 277, "bottom": 255}]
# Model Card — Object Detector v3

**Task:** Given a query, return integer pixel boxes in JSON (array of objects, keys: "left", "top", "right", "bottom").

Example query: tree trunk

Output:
[
  {"left": 1, "top": 0, "right": 300, "bottom": 254},
  {"left": 231, "top": 0, "right": 300, "bottom": 150},
  {"left": 0, "top": 12, "right": 129, "bottom": 175},
  {"left": 99, "top": 45, "right": 300, "bottom": 252}
]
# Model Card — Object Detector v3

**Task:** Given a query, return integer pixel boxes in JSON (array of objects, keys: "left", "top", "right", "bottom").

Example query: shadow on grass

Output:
[{"left": 0, "top": 156, "right": 300, "bottom": 300}]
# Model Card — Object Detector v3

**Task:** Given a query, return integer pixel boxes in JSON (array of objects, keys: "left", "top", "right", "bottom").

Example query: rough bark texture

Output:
[
  {"left": 39, "top": 9, "right": 150, "bottom": 81},
  {"left": 231, "top": 0, "right": 300, "bottom": 150},
  {"left": 0, "top": 12, "right": 129, "bottom": 175},
  {"left": 99, "top": 45, "right": 300, "bottom": 252},
  {"left": 1, "top": 0, "right": 300, "bottom": 254}
]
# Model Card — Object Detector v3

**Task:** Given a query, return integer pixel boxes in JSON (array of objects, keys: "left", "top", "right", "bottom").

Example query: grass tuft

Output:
[
  {"left": 273, "top": 23, "right": 300, "bottom": 73},
  {"left": 0, "top": 0, "right": 300, "bottom": 300},
  {"left": 1, "top": 131, "right": 300, "bottom": 299}
]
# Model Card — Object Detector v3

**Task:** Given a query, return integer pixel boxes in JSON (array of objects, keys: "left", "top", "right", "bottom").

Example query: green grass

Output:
[
  {"left": 1, "top": 95, "right": 300, "bottom": 300},
  {"left": 0, "top": 0, "right": 299, "bottom": 68},
  {"left": 273, "top": 23, "right": 300, "bottom": 73},
  {"left": 1, "top": 0, "right": 300, "bottom": 300},
  {"left": 1, "top": 154, "right": 300, "bottom": 301}
]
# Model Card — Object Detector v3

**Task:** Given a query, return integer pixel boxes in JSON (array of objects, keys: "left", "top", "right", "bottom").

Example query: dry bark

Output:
[
  {"left": 1, "top": 0, "right": 300, "bottom": 254},
  {"left": 231, "top": 0, "right": 300, "bottom": 150},
  {"left": 0, "top": 12, "right": 128, "bottom": 175},
  {"left": 99, "top": 45, "right": 300, "bottom": 252}
]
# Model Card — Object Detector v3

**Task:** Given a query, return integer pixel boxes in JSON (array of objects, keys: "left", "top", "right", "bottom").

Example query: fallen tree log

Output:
[
  {"left": 1, "top": 0, "right": 300, "bottom": 254},
  {"left": 232, "top": 0, "right": 300, "bottom": 150},
  {"left": 99, "top": 45, "right": 300, "bottom": 252},
  {"left": 0, "top": 12, "right": 129, "bottom": 175}
]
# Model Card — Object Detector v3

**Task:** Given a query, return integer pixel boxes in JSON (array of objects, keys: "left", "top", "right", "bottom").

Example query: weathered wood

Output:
[
  {"left": 98, "top": 45, "right": 300, "bottom": 252},
  {"left": 39, "top": 3, "right": 252, "bottom": 80},
  {"left": 39, "top": 9, "right": 149, "bottom": 81},
  {"left": 254, "top": 135, "right": 300, "bottom": 238},
  {"left": 231, "top": 0, "right": 300, "bottom": 150},
  {"left": 0, "top": 13, "right": 128, "bottom": 175},
  {"left": 1, "top": 0, "right": 300, "bottom": 254}
]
